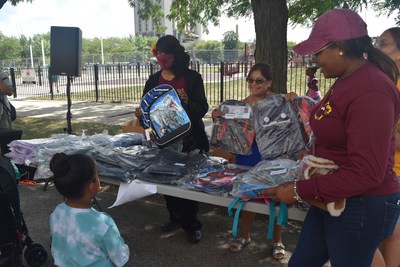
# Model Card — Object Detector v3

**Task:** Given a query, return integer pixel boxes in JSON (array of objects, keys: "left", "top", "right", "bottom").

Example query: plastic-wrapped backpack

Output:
[
  {"left": 228, "top": 158, "right": 300, "bottom": 239},
  {"left": 253, "top": 94, "right": 306, "bottom": 159},
  {"left": 140, "top": 84, "right": 191, "bottom": 147},
  {"left": 210, "top": 100, "right": 255, "bottom": 155}
]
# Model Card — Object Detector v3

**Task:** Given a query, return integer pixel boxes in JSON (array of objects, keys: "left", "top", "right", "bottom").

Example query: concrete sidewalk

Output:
[{"left": 9, "top": 99, "right": 140, "bottom": 126}]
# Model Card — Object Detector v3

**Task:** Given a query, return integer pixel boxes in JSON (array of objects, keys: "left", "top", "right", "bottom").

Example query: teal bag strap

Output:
[
  {"left": 227, "top": 197, "right": 246, "bottom": 237},
  {"left": 267, "top": 201, "right": 276, "bottom": 239},
  {"left": 228, "top": 197, "right": 241, "bottom": 216},
  {"left": 277, "top": 202, "right": 289, "bottom": 227},
  {"left": 267, "top": 202, "right": 289, "bottom": 239}
]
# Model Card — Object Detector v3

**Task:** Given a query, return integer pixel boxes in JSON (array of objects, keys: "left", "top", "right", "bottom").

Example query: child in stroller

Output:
[{"left": 0, "top": 154, "right": 48, "bottom": 267}]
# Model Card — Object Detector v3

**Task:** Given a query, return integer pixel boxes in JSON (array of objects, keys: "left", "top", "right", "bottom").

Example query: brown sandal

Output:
[{"left": 230, "top": 237, "right": 251, "bottom": 253}]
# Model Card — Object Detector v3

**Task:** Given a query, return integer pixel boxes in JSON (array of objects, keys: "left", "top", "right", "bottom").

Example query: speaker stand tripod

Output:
[{"left": 66, "top": 75, "right": 73, "bottom": 134}]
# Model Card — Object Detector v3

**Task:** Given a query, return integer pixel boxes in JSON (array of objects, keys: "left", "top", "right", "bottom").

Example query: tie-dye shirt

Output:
[{"left": 50, "top": 202, "right": 130, "bottom": 267}]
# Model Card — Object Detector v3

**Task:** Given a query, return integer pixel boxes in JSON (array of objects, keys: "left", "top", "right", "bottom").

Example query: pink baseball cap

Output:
[{"left": 293, "top": 9, "right": 368, "bottom": 55}]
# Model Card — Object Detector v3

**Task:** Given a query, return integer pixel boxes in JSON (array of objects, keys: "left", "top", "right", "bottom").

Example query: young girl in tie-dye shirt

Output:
[{"left": 49, "top": 153, "right": 130, "bottom": 267}]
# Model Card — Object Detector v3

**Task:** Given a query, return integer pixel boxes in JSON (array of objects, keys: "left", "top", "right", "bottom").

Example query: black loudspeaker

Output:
[{"left": 50, "top": 26, "right": 82, "bottom": 76}]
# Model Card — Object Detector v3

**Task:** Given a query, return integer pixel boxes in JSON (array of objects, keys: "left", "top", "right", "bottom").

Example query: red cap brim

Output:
[{"left": 293, "top": 39, "right": 329, "bottom": 56}]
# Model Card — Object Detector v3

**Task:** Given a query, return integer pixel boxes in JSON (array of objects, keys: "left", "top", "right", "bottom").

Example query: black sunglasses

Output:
[{"left": 246, "top": 78, "right": 266, "bottom": 85}]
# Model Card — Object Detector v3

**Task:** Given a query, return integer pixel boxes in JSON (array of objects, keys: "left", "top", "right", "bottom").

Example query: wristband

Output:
[{"left": 293, "top": 179, "right": 303, "bottom": 203}]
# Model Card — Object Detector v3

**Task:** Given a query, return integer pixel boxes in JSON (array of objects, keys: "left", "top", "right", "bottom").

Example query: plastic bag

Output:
[
  {"left": 292, "top": 96, "right": 318, "bottom": 147},
  {"left": 210, "top": 100, "right": 255, "bottom": 155},
  {"left": 179, "top": 162, "right": 249, "bottom": 196},
  {"left": 253, "top": 94, "right": 306, "bottom": 159},
  {"left": 230, "top": 158, "right": 300, "bottom": 201}
]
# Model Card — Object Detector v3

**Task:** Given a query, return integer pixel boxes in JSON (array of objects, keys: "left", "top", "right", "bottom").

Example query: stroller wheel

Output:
[
  {"left": 23, "top": 243, "right": 43, "bottom": 260},
  {"left": 24, "top": 243, "right": 48, "bottom": 267}
]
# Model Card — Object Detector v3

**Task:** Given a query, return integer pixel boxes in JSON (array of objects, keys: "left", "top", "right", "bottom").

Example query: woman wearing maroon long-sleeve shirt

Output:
[{"left": 263, "top": 9, "right": 400, "bottom": 267}]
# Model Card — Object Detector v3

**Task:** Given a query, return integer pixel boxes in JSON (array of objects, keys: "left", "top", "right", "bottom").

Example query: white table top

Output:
[{"left": 101, "top": 177, "right": 307, "bottom": 222}]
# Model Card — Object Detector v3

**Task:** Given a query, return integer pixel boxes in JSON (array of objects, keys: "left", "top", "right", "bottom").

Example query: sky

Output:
[{"left": 0, "top": 0, "right": 398, "bottom": 43}]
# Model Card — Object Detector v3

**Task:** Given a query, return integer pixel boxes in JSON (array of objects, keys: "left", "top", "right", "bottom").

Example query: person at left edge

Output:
[
  {"left": 135, "top": 35, "right": 209, "bottom": 244},
  {"left": 0, "top": 67, "right": 13, "bottom": 129}
]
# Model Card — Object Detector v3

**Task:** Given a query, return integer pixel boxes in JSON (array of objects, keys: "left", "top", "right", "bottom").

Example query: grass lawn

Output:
[{"left": 12, "top": 116, "right": 122, "bottom": 140}]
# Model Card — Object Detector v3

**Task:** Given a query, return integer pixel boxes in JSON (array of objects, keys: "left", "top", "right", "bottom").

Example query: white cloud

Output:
[{"left": 0, "top": 0, "right": 135, "bottom": 38}]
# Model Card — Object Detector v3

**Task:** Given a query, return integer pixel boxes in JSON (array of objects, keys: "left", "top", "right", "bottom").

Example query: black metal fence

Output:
[{"left": 8, "top": 61, "right": 333, "bottom": 106}]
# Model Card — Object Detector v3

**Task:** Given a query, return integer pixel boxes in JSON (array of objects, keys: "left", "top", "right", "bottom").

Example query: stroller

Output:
[{"left": 0, "top": 155, "right": 47, "bottom": 267}]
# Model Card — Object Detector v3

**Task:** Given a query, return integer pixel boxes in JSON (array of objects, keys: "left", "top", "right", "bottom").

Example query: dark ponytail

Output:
[
  {"left": 367, "top": 46, "right": 398, "bottom": 83},
  {"left": 339, "top": 36, "right": 399, "bottom": 83}
]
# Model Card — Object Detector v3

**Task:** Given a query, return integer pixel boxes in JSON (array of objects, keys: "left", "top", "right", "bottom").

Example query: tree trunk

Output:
[{"left": 252, "top": 0, "right": 288, "bottom": 94}]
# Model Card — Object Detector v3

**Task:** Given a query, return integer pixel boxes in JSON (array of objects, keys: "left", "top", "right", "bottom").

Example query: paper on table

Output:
[{"left": 108, "top": 180, "right": 157, "bottom": 208}]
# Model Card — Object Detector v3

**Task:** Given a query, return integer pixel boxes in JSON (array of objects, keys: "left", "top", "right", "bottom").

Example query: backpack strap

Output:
[
  {"left": 266, "top": 201, "right": 289, "bottom": 239},
  {"left": 267, "top": 201, "right": 276, "bottom": 239},
  {"left": 277, "top": 202, "right": 289, "bottom": 228},
  {"left": 228, "top": 197, "right": 246, "bottom": 237}
]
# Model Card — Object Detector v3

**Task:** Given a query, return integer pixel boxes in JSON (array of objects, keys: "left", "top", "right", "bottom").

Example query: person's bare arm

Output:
[{"left": 0, "top": 79, "right": 13, "bottom": 96}]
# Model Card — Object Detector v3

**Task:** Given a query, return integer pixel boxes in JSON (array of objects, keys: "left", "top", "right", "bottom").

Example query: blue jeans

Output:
[{"left": 289, "top": 193, "right": 400, "bottom": 267}]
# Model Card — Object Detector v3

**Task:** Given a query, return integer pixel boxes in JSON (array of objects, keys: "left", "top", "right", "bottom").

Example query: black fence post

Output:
[
  {"left": 49, "top": 66, "right": 54, "bottom": 99},
  {"left": 137, "top": 62, "right": 140, "bottom": 78},
  {"left": 10, "top": 68, "right": 17, "bottom": 98},
  {"left": 37, "top": 65, "right": 42, "bottom": 86},
  {"left": 150, "top": 63, "right": 154, "bottom": 76},
  {"left": 220, "top": 61, "right": 224, "bottom": 103},
  {"left": 94, "top": 64, "right": 99, "bottom": 102}
]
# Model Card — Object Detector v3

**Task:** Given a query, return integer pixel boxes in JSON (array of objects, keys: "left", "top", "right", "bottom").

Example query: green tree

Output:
[
  {"left": 0, "top": 32, "right": 21, "bottom": 60},
  {"left": 17, "top": 34, "right": 30, "bottom": 59},
  {"left": 83, "top": 38, "right": 102, "bottom": 55},
  {"left": 222, "top": 30, "right": 240, "bottom": 50},
  {"left": 127, "top": 0, "right": 166, "bottom": 35},
  {"left": 222, "top": 30, "right": 240, "bottom": 62},
  {"left": 30, "top": 33, "right": 49, "bottom": 60},
  {"left": 129, "top": 0, "right": 400, "bottom": 93},
  {"left": 194, "top": 40, "right": 223, "bottom": 64},
  {"left": 132, "top": 35, "right": 158, "bottom": 62}
]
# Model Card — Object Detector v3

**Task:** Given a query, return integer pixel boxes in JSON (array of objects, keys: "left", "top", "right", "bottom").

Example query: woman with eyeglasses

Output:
[
  {"left": 372, "top": 27, "right": 400, "bottom": 267},
  {"left": 262, "top": 9, "right": 400, "bottom": 266},
  {"left": 211, "top": 63, "right": 297, "bottom": 261}
]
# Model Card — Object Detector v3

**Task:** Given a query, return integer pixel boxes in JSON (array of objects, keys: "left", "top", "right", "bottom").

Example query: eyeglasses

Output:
[
  {"left": 375, "top": 40, "right": 395, "bottom": 49},
  {"left": 312, "top": 43, "right": 332, "bottom": 59},
  {"left": 246, "top": 78, "right": 266, "bottom": 85}
]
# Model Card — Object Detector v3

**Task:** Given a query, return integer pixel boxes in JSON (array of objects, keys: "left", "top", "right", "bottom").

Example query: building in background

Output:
[{"left": 133, "top": 0, "right": 202, "bottom": 42}]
